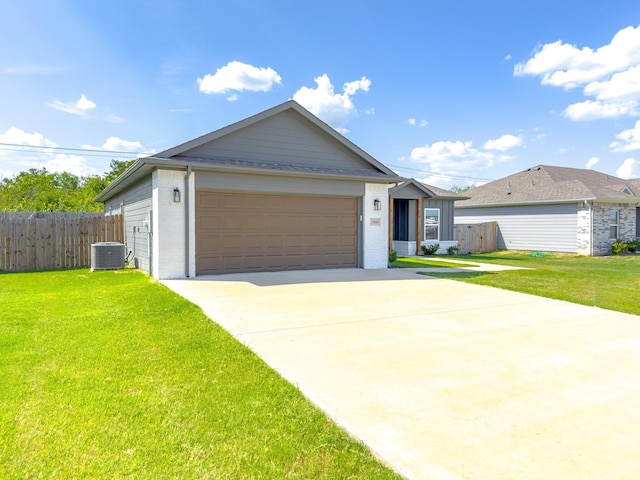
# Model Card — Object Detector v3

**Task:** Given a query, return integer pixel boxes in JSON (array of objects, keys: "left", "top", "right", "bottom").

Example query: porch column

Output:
[
  {"left": 415, "top": 198, "right": 422, "bottom": 255},
  {"left": 388, "top": 197, "right": 394, "bottom": 252}
]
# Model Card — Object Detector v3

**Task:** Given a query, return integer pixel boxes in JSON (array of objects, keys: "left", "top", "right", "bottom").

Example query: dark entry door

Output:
[{"left": 393, "top": 199, "right": 409, "bottom": 241}]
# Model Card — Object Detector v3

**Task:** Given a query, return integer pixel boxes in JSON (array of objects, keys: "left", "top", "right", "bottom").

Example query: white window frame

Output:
[
  {"left": 424, "top": 208, "right": 440, "bottom": 241},
  {"left": 609, "top": 210, "right": 619, "bottom": 239}
]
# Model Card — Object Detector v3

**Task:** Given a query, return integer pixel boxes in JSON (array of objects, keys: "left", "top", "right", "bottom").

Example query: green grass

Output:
[
  {"left": 0, "top": 269, "right": 402, "bottom": 480},
  {"left": 390, "top": 257, "right": 477, "bottom": 268},
  {"left": 421, "top": 251, "right": 640, "bottom": 316}
]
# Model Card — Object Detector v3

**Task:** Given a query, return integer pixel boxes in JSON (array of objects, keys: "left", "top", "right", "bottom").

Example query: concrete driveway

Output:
[{"left": 162, "top": 268, "right": 640, "bottom": 480}]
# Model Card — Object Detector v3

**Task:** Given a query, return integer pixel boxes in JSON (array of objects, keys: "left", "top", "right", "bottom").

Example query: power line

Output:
[
  {"left": 0, "top": 142, "right": 149, "bottom": 158},
  {"left": 0, "top": 142, "right": 494, "bottom": 184},
  {"left": 386, "top": 163, "right": 494, "bottom": 183}
]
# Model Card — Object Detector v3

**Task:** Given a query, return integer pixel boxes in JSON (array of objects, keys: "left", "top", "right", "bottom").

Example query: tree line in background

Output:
[{"left": 0, "top": 160, "right": 134, "bottom": 212}]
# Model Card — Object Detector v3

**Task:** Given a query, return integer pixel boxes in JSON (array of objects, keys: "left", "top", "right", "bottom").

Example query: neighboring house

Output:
[
  {"left": 389, "top": 178, "right": 467, "bottom": 255},
  {"left": 455, "top": 165, "right": 640, "bottom": 255},
  {"left": 95, "top": 100, "right": 401, "bottom": 279}
]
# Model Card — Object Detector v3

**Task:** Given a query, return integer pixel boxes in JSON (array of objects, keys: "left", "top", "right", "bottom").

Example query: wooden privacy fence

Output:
[
  {"left": 0, "top": 213, "right": 124, "bottom": 272},
  {"left": 454, "top": 221, "right": 497, "bottom": 254}
]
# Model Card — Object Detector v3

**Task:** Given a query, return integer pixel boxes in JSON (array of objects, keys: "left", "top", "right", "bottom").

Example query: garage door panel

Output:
[{"left": 196, "top": 192, "right": 358, "bottom": 275}]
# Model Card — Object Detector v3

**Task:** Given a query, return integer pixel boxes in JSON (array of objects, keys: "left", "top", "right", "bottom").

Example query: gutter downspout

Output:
[
  {"left": 589, "top": 201, "right": 594, "bottom": 256},
  {"left": 184, "top": 166, "right": 192, "bottom": 277}
]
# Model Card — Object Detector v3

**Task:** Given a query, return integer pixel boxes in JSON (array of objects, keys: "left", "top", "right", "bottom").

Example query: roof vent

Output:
[{"left": 91, "top": 242, "right": 125, "bottom": 271}]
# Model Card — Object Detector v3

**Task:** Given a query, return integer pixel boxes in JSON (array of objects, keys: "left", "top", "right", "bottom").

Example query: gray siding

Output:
[
  {"left": 424, "top": 198, "right": 456, "bottom": 241},
  {"left": 180, "top": 110, "right": 375, "bottom": 172},
  {"left": 195, "top": 171, "right": 365, "bottom": 197},
  {"left": 455, "top": 203, "right": 578, "bottom": 252},
  {"left": 392, "top": 184, "right": 426, "bottom": 199},
  {"left": 103, "top": 177, "right": 153, "bottom": 273}
]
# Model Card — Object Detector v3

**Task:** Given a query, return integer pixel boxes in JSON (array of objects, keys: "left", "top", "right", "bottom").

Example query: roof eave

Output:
[
  {"left": 455, "top": 196, "right": 640, "bottom": 208},
  {"left": 94, "top": 159, "right": 149, "bottom": 202},
  {"left": 95, "top": 156, "right": 401, "bottom": 202}
]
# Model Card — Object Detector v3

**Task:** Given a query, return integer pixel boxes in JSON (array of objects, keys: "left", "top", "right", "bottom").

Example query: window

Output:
[
  {"left": 424, "top": 208, "right": 440, "bottom": 240},
  {"left": 609, "top": 210, "right": 618, "bottom": 239}
]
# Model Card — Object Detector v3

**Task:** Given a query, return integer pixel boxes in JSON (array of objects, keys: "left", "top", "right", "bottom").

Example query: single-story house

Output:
[
  {"left": 95, "top": 100, "right": 402, "bottom": 279},
  {"left": 389, "top": 178, "right": 467, "bottom": 255},
  {"left": 454, "top": 165, "right": 640, "bottom": 255}
]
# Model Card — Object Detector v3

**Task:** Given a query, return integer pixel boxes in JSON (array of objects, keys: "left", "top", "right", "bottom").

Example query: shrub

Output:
[
  {"left": 388, "top": 249, "right": 397, "bottom": 263},
  {"left": 447, "top": 245, "right": 459, "bottom": 256},
  {"left": 611, "top": 239, "right": 628, "bottom": 256},
  {"left": 421, "top": 243, "right": 440, "bottom": 255},
  {"left": 627, "top": 239, "right": 640, "bottom": 253}
]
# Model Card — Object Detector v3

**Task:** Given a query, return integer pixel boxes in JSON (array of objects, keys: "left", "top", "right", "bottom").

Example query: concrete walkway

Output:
[{"left": 162, "top": 268, "right": 640, "bottom": 480}]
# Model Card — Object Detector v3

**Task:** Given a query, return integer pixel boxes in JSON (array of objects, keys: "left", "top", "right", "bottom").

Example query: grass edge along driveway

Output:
[
  {"left": 403, "top": 251, "right": 640, "bottom": 316},
  {"left": 0, "top": 269, "right": 402, "bottom": 480}
]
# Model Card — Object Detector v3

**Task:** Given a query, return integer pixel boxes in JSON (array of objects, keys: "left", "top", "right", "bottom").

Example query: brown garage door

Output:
[{"left": 196, "top": 192, "right": 358, "bottom": 275}]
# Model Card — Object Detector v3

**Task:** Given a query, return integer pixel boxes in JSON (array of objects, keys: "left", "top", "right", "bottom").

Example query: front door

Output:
[{"left": 393, "top": 199, "right": 409, "bottom": 241}]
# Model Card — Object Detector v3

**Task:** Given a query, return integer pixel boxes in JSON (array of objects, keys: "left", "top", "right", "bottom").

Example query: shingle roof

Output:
[
  {"left": 389, "top": 178, "right": 468, "bottom": 200},
  {"left": 420, "top": 182, "right": 468, "bottom": 199},
  {"left": 456, "top": 165, "right": 640, "bottom": 207},
  {"left": 168, "top": 155, "right": 394, "bottom": 178}
]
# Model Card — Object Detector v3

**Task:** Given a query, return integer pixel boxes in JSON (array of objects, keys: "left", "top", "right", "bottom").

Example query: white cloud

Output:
[
  {"left": 515, "top": 26, "right": 640, "bottom": 88},
  {"left": 408, "top": 118, "right": 428, "bottom": 127},
  {"left": 105, "top": 114, "right": 124, "bottom": 124},
  {"left": 583, "top": 65, "right": 640, "bottom": 101},
  {"left": 585, "top": 156, "right": 600, "bottom": 169},
  {"left": 44, "top": 154, "right": 98, "bottom": 177},
  {"left": 81, "top": 137, "right": 144, "bottom": 156},
  {"left": 410, "top": 140, "right": 506, "bottom": 178},
  {"left": 197, "top": 61, "right": 282, "bottom": 95},
  {"left": 292, "top": 74, "right": 371, "bottom": 133},
  {"left": 482, "top": 134, "right": 523, "bottom": 151},
  {"left": 406, "top": 133, "right": 521, "bottom": 187},
  {"left": 610, "top": 120, "right": 640, "bottom": 151},
  {"left": 0, "top": 128, "right": 148, "bottom": 179},
  {"left": 0, "top": 126, "right": 57, "bottom": 149},
  {"left": 616, "top": 157, "right": 639, "bottom": 178},
  {"left": 48, "top": 93, "right": 96, "bottom": 115},
  {"left": 563, "top": 99, "right": 638, "bottom": 121},
  {"left": 516, "top": 25, "right": 640, "bottom": 121}
]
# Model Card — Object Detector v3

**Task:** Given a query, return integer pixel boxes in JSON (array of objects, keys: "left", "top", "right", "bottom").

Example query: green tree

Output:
[
  {"left": 0, "top": 159, "right": 135, "bottom": 212},
  {"left": 450, "top": 185, "right": 474, "bottom": 194}
]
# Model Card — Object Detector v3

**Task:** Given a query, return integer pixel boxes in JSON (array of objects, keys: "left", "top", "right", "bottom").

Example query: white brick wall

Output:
[
  {"left": 362, "top": 183, "right": 389, "bottom": 268},
  {"left": 152, "top": 169, "right": 188, "bottom": 279}
]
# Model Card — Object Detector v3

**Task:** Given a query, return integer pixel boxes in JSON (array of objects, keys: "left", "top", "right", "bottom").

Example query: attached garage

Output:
[
  {"left": 96, "top": 100, "right": 399, "bottom": 279},
  {"left": 195, "top": 192, "right": 358, "bottom": 275}
]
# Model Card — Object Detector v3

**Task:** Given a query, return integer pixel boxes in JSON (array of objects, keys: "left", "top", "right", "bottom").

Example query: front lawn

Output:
[
  {"left": 389, "top": 257, "right": 477, "bottom": 268},
  {"left": 0, "top": 270, "right": 401, "bottom": 479},
  {"left": 420, "top": 251, "right": 640, "bottom": 316}
]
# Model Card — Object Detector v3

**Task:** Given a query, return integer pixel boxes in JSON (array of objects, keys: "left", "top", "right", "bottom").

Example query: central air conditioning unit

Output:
[{"left": 91, "top": 242, "right": 125, "bottom": 271}]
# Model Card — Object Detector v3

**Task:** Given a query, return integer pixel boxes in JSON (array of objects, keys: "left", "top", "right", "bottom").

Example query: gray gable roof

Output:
[
  {"left": 96, "top": 100, "right": 400, "bottom": 202},
  {"left": 154, "top": 100, "right": 397, "bottom": 178},
  {"left": 389, "top": 178, "right": 468, "bottom": 200},
  {"left": 457, "top": 165, "right": 640, "bottom": 207}
]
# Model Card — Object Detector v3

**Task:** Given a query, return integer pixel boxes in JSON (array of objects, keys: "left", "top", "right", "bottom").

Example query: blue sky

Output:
[{"left": 2, "top": 0, "right": 640, "bottom": 188}]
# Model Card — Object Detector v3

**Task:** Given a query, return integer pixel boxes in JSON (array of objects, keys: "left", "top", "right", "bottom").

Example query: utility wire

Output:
[
  {"left": 0, "top": 143, "right": 493, "bottom": 184},
  {"left": 0, "top": 142, "right": 149, "bottom": 157},
  {"left": 386, "top": 163, "right": 494, "bottom": 183},
  {"left": 0, "top": 146, "right": 141, "bottom": 159}
]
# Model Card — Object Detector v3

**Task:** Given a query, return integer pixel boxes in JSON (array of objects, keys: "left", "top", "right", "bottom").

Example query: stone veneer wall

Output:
[{"left": 582, "top": 202, "right": 637, "bottom": 256}]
